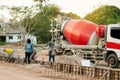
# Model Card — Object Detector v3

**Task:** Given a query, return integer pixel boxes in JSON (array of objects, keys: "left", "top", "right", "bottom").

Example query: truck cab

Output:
[{"left": 105, "top": 24, "right": 120, "bottom": 68}]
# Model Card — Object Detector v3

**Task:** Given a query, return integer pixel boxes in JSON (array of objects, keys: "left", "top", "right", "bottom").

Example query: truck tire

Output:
[{"left": 107, "top": 54, "right": 119, "bottom": 68}]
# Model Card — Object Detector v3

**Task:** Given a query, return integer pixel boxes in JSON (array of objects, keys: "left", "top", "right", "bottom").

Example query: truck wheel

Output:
[{"left": 107, "top": 54, "right": 119, "bottom": 68}]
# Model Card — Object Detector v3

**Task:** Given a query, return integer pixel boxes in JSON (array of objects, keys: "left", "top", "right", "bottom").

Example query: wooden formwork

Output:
[{"left": 49, "top": 62, "right": 120, "bottom": 80}]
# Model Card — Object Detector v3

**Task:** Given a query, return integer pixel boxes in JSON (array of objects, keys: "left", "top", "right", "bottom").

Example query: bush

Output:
[{"left": 0, "top": 41, "right": 5, "bottom": 45}]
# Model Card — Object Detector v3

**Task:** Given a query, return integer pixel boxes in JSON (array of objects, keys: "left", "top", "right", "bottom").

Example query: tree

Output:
[
  {"left": 33, "top": 0, "right": 49, "bottom": 15},
  {"left": 66, "top": 12, "right": 81, "bottom": 19},
  {"left": 23, "top": 4, "right": 61, "bottom": 43},
  {"left": 84, "top": 5, "right": 120, "bottom": 24}
]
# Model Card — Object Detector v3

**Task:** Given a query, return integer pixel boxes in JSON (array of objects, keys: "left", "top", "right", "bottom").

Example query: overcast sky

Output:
[{"left": 0, "top": 0, "right": 120, "bottom": 18}]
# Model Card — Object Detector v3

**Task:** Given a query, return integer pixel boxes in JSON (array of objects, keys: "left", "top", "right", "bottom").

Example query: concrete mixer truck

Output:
[{"left": 50, "top": 18, "right": 120, "bottom": 68}]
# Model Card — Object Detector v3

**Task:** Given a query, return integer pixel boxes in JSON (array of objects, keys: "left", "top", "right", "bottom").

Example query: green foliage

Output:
[
  {"left": 32, "top": 14, "right": 51, "bottom": 43},
  {"left": 66, "top": 12, "right": 81, "bottom": 19},
  {"left": 24, "top": 4, "right": 61, "bottom": 43},
  {"left": 0, "top": 41, "right": 5, "bottom": 45},
  {"left": 84, "top": 5, "right": 120, "bottom": 24},
  {"left": 44, "top": 4, "right": 61, "bottom": 17}
]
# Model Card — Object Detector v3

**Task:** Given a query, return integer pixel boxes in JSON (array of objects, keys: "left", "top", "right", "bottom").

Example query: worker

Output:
[
  {"left": 48, "top": 41, "right": 55, "bottom": 49},
  {"left": 24, "top": 39, "right": 34, "bottom": 64},
  {"left": 49, "top": 47, "right": 56, "bottom": 62}
]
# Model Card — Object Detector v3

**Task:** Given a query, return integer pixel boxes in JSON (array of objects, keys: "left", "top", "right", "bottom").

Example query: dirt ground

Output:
[{"left": 0, "top": 62, "right": 55, "bottom": 80}]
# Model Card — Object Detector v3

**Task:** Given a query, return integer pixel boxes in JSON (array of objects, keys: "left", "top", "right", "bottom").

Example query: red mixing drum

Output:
[{"left": 61, "top": 19, "right": 98, "bottom": 45}]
